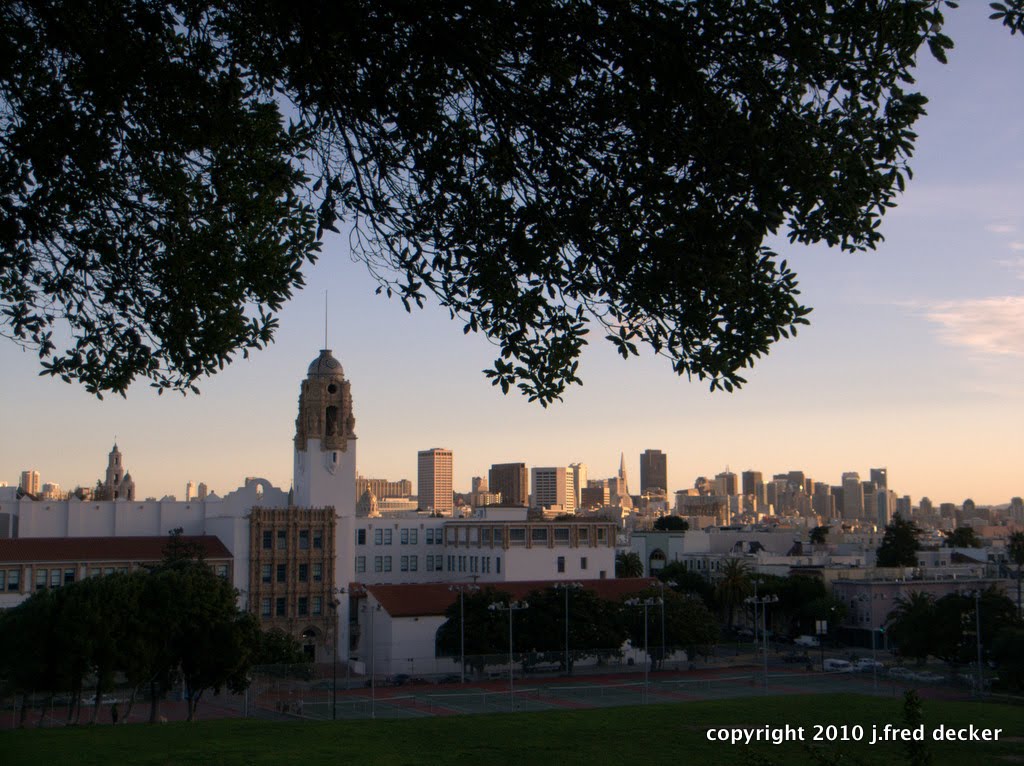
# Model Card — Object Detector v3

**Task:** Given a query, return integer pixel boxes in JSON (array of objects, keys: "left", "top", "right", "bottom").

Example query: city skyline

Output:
[{"left": 1, "top": 10, "right": 1022, "bottom": 505}]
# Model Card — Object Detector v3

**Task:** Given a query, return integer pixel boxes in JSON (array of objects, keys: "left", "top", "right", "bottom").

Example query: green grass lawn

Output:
[{"left": 2, "top": 694, "right": 1021, "bottom": 766}]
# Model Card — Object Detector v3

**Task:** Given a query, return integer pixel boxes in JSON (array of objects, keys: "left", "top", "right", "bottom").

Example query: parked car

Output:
[
  {"left": 888, "top": 666, "right": 915, "bottom": 680},
  {"left": 854, "top": 659, "right": 885, "bottom": 672},
  {"left": 823, "top": 659, "right": 854, "bottom": 673},
  {"left": 910, "top": 671, "right": 943, "bottom": 683},
  {"left": 794, "top": 635, "right": 820, "bottom": 648}
]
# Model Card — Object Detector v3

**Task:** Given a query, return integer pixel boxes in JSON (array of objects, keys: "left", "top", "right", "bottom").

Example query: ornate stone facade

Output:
[{"left": 294, "top": 349, "right": 355, "bottom": 452}]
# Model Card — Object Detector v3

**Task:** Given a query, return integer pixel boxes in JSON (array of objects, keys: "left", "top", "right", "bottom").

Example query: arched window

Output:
[{"left": 649, "top": 549, "right": 666, "bottom": 571}]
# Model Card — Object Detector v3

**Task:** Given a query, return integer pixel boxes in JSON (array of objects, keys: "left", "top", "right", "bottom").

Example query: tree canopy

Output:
[
  {"left": 6, "top": 1, "right": 1022, "bottom": 402},
  {"left": 876, "top": 513, "right": 923, "bottom": 568},
  {"left": 943, "top": 527, "right": 982, "bottom": 548}
]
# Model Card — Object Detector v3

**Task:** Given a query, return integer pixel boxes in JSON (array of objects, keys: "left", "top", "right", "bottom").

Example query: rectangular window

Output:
[
  {"left": 275, "top": 597, "right": 286, "bottom": 617},
  {"left": 400, "top": 529, "right": 409, "bottom": 544},
  {"left": 426, "top": 556, "right": 435, "bottom": 572},
  {"left": 89, "top": 568, "right": 100, "bottom": 578},
  {"left": 597, "top": 527, "right": 607, "bottom": 543},
  {"left": 50, "top": 569, "right": 61, "bottom": 587},
  {"left": 409, "top": 529, "right": 418, "bottom": 545},
  {"left": 532, "top": 527, "right": 548, "bottom": 543},
  {"left": 298, "top": 597, "right": 308, "bottom": 617},
  {"left": 469, "top": 556, "right": 478, "bottom": 573},
  {"left": 216, "top": 564, "right": 229, "bottom": 580},
  {"left": 557, "top": 556, "right": 565, "bottom": 573},
  {"left": 458, "top": 555, "right": 466, "bottom": 573},
  {"left": 276, "top": 563, "right": 286, "bottom": 583},
  {"left": 554, "top": 527, "right": 570, "bottom": 543},
  {"left": 355, "top": 556, "right": 366, "bottom": 573},
  {"left": 261, "top": 564, "right": 272, "bottom": 584},
  {"left": 357, "top": 529, "right": 366, "bottom": 545},
  {"left": 374, "top": 528, "right": 383, "bottom": 545},
  {"left": 447, "top": 555, "right": 455, "bottom": 571},
  {"left": 581, "top": 556, "right": 588, "bottom": 571},
  {"left": 483, "top": 528, "right": 492, "bottom": 545},
  {"left": 496, "top": 557, "right": 501, "bottom": 574},
  {"left": 425, "top": 528, "right": 434, "bottom": 545},
  {"left": 469, "top": 528, "right": 479, "bottom": 544},
  {"left": 482, "top": 557, "right": 490, "bottom": 574},
  {"left": 261, "top": 598, "right": 272, "bottom": 617},
  {"left": 578, "top": 527, "right": 589, "bottom": 543},
  {"left": 36, "top": 569, "right": 47, "bottom": 590},
  {"left": 103, "top": 567, "right": 114, "bottom": 576},
  {"left": 409, "top": 556, "right": 418, "bottom": 572},
  {"left": 313, "top": 530, "right": 323, "bottom": 549},
  {"left": 374, "top": 556, "right": 383, "bottom": 573},
  {"left": 299, "top": 564, "right": 309, "bottom": 583},
  {"left": 313, "top": 563, "right": 323, "bottom": 582},
  {"left": 312, "top": 596, "right": 323, "bottom": 616},
  {"left": 383, "top": 556, "right": 392, "bottom": 572},
  {"left": 262, "top": 530, "right": 272, "bottom": 549},
  {"left": 0, "top": 571, "right": 5, "bottom": 590},
  {"left": 276, "top": 529, "right": 287, "bottom": 550},
  {"left": 400, "top": 555, "right": 409, "bottom": 572},
  {"left": 383, "top": 529, "right": 393, "bottom": 545},
  {"left": 299, "top": 530, "right": 310, "bottom": 550},
  {"left": 63, "top": 568, "right": 75, "bottom": 585},
  {"left": 509, "top": 528, "right": 526, "bottom": 545}
]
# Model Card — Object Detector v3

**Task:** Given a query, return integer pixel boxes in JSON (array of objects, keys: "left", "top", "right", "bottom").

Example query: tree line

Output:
[{"left": 0, "top": 536, "right": 304, "bottom": 726}]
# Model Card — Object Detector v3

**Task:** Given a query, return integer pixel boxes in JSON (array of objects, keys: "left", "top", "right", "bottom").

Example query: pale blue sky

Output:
[{"left": 2, "top": 8, "right": 1022, "bottom": 506}]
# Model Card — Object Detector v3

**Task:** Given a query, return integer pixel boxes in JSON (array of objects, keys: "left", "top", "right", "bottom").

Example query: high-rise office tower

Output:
[
  {"left": 870, "top": 467, "right": 888, "bottom": 491},
  {"left": 639, "top": 450, "right": 668, "bottom": 494},
  {"left": 841, "top": 472, "right": 864, "bottom": 520},
  {"left": 714, "top": 470, "right": 738, "bottom": 496},
  {"left": 417, "top": 448, "right": 453, "bottom": 514},
  {"left": 531, "top": 466, "right": 576, "bottom": 512},
  {"left": 19, "top": 469, "right": 40, "bottom": 496},
  {"left": 741, "top": 470, "right": 763, "bottom": 498},
  {"left": 488, "top": 463, "right": 528, "bottom": 506}
]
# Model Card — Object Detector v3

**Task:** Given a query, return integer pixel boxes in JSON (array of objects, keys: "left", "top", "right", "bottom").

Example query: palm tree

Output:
[
  {"left": 1008, "top": 531, "right": 1024, "bottom": 617},
  {"left": 715, "top": 558, "right": 752, "bottom": 630},
  {"left": 615, "top": 551, "right": 644, "bottom": 578},
  {"left": 886, "top": 591, "right": 935, "bottom": 664}
]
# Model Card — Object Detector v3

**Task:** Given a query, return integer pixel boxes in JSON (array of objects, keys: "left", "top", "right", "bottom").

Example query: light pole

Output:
[
  {"left": 488, "top": 600, "right": 529, "bottom": 709},
  {"left": 329, "top": 587, "right": 346, "bottom": 720},
  {"left": 964, "top": 590, "right": 984, "bottom": 697},
  {"left": 362, "top": 602, "right": 381, "bottom": 718},
  {"left": 449, "top": 584, "right": 479, "bottom": 683},
  {"left": 625, "top": 597, "right": 662, "bottom": 703},
  {"left": 553, "top": 582, "right": 582, "bottom": 675},
  {"left": 655, "top": 580, "right": 677, "bottom": 671},
  {"left": 744, "top": 592, "right": 779, "bottom": 688}
]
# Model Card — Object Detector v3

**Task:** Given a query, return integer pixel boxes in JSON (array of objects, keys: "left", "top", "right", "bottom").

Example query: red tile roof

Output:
[
  {"left": 0, "top": 536, "right": 232, "bottom": 563},
  {"left": 359, "top": 578, "right": 660, "bottom": 618}
]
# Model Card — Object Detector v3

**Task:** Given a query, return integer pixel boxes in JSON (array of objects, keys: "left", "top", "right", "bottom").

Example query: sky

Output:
[{"left": 2, "top": 8, "right": 1023, "bottom": 507}]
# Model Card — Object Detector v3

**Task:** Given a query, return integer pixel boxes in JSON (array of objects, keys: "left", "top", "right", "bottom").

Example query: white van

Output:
[
  {"left": 823, "top": 659, "right": 854, "bottom": 673},
  {"left": 794, "top": 635, "right": 820, "bottom": 647}
]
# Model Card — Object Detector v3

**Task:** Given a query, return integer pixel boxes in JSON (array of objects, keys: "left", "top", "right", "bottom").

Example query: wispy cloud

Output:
[
  {"left": 922, "top": 297, "right": 1024, "bottom": 357},
  {"left": 986, "top": 224, "right": 1016, "bottom": 234},
  {"left": 1011, "top": 242, "right": 1024, "bottom": 251}
]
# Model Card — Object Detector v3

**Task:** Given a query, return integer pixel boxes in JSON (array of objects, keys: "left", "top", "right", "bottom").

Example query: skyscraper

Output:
[
  {"left": 841, "top": 472, "right": 864, "bottom": 520},
  {"left": 568, "top": 463, "right": 588, "bottom": 509},
  {"left": 417, "top": 448, "right": 453, "bottom": 514},
  {"left": 870, "top": 467, "right": 888, "bottom": 491},
  {"left": 640, "top": 449, "right": 668, "bottom": 494},
  {"left": 19, "top": 469, "right": 40, "bottom": 496},
  {"left": 488, "top": 462, "right": 528, "bottom": 506},
  {"left": 531, "top": 466, "right": 576, "bottom": 513}
]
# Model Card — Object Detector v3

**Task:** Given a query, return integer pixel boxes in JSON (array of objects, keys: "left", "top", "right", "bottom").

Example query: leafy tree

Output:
[
  {"left": 656, "top": 562, "right": 715, "bottom": 610},
  {"left": 435, "top": 587, "right": 513, "bottom": 678},
  {"left": 876, "top": 513, "right": 923, "bottom": 568},
  {"left": 653, "top": 516, "right": 688, "bottom": 532},
  {"left": 930, "top": 588, "right": 1020, "bottom": 666},
  {"left": 943, "top": 527, "right": 981, "bottom": 548},
  {"left": 990, "top": 627, "right": 1024, "bottom": 692},
  {"left": 715, "top": 558, "right": 752, "bottom": 630},
  {"left": 886, "top": 592, "right": 937, "bottom": 664},
  {"left": 615, "top": 551, "right": 644, "bottom": 579},
  {"left": 809, "top": 526, "right": 830, "bottom": 546},
  {"left": 622, "top": 587, "right": 718, "bottom": 669},
  {"left": 1008, "top": 531, "right": 1024, "bottom": 617},
  {"left": 254, "top": 628, "right": 310, "bottom": 666},
  {"left": 7, "top": 1, "right": 1016, "bottom": 402},
  {"left": 516, "top": 587, "right": 627, "bottom": 673}
]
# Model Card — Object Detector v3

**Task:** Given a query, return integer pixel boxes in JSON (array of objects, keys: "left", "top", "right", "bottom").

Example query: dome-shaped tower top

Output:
[{"left": 307, "top": 349, "right": 345, "bottom": 379}]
